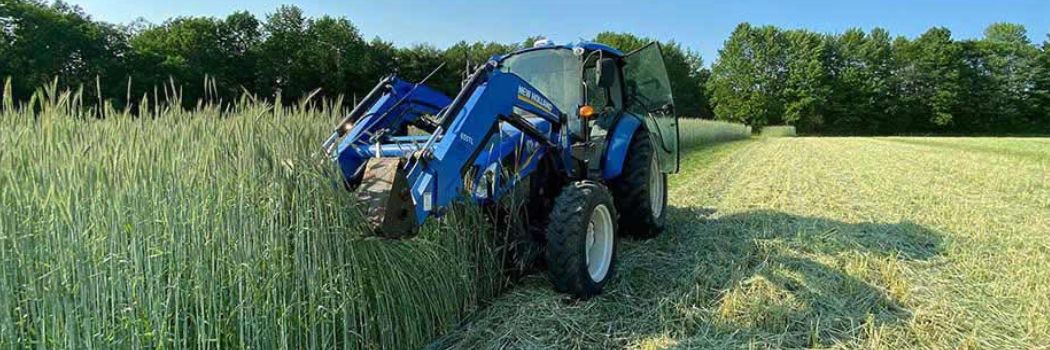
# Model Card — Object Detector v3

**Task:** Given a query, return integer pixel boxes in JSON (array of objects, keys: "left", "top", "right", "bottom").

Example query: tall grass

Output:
[
  {"left": 678, "top": 118, "right": 752, "bottom": 148},
  {"left": 759, "top": 125, "right": 798, "bottom": 137},
  {"left": 0, "top": 85, "right": 505, "bottom": 348}
]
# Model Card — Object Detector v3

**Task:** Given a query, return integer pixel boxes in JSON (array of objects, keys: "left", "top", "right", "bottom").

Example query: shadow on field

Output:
[
  {"left": 608, "top": 206, "right": 944, "bottom": 348},
  {"left": 434, "top": 206, "right": 944, "bottom": 349}
]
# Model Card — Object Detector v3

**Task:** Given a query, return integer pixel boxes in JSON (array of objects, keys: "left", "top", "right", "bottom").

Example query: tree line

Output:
[
  {"left": 2, "top": 1, "right": 1049, "bottom": 134},
  {"left": 0, "top": 1, "right": 710, "bottom": 117},
  {"left": 709, "top": 23, "right": 1050, "bottom": 134}
]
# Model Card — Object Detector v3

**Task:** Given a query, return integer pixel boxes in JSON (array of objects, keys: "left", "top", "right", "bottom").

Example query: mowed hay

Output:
[
  {"left": 0, "top": 90, "right": 505, "bottom": 348},
  {"left": 439, "top": 137, "right": 1050, "bottom": 349}
]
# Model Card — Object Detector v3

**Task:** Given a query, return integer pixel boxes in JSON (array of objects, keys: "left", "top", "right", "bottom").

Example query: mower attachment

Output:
[{"left": 356, "top": 157, "right": 418, "bottom": 238}]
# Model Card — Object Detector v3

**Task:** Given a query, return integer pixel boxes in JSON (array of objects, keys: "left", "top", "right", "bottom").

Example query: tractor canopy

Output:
[{"left": 495, "top": 42, "right": 626, "bottom": 134}]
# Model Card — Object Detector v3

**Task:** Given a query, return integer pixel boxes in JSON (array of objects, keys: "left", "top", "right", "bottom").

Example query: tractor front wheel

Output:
[{"left": 545, "top": 181, "right": 618, "bottom": 298}]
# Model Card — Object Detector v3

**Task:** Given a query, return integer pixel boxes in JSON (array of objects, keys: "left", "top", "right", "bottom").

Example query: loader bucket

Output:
[{"left": 356, "top": 157, "right": 419, "bottom": 238}]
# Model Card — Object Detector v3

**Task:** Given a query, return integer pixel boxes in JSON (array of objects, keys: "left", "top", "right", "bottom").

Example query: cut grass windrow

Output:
[{"left": 439, "top": 137, "right": 1050, "bottom": 349}]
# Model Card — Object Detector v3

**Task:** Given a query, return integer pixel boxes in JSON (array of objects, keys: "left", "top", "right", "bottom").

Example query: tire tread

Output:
[
  {"left": 610, "top": 129, "right": 666, "bottom": 238},
  {"left": 545, "top": 181, "right": 616, "bottom": 298}
]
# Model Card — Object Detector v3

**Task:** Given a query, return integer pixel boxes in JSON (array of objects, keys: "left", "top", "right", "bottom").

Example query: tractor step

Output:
[{"left": 356, "top": 157, "right": 418, "bottom": 238}]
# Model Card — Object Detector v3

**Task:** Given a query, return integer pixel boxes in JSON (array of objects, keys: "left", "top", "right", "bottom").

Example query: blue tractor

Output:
[{"left": 322, "top": 40, "right": 680, "bottom": 297}]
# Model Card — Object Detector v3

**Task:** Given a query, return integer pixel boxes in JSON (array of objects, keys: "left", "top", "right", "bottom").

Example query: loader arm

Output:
[
  {"left": 330, "top": 63, "right": 569, "bottom": 237},
  {"left": 323, "top": 76, "right": 453, "bottom": 186},
  {"left": 404, "top": 65, "right": 568, "bottom": 228},
  {"left": 324, "top": 41, "right": 672, "bottom": 298}
]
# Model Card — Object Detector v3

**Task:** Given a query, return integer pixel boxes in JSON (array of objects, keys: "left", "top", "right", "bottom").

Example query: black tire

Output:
[
  {"left": 545, "top": 181, "right": 618, "bottom": 298},
  {"left": 610, "top": 129, "right": 668, "bottom": 238}
]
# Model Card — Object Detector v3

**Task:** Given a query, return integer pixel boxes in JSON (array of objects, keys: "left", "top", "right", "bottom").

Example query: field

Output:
[
  {"left": 2, "top": 89, "right": 1048, "bottom": 349},
  {"left": 438, "top": 137, "right": 1050, "bottom": 349},
  {"left": 0, "top": 91, "right": 749, "bottom": 349}
]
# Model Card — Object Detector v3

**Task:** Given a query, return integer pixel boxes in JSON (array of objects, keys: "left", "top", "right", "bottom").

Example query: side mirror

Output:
[{"left": 596, "top": 58, "right": 617, "bottom": 88}]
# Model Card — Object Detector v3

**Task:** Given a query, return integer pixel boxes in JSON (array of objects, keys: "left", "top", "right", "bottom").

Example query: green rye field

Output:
[{"left": 0, "top": 94, "right": 505, "bottom": 349}]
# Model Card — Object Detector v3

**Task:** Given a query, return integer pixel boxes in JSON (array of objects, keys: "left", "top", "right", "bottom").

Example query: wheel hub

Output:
[
  {"left": 585, "top": 204, "right": 614, "bottom": 282},
  {"left": 650, "top": 157, "right": 665, "bottom": 219}
]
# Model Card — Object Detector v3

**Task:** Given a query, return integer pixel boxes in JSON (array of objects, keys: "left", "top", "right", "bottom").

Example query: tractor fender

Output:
[{"left": 602, "top": 115, "right": 643, "bottom": 179}]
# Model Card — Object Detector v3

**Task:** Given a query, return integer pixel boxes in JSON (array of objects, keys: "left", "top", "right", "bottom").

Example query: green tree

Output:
[
  {"left": 594, "top": 32, "right": 648, "bottom": 52},
  {"left": 662, "top": 42, "right": 711, "bottom": 118},
  {"left": 129, "top": 13, "right": 261, "bottom": 103},
  {"left": 255, "top": 6, "right": 307, "bottom": 99},
  {"left": 131, "top": 17, "right": 225, "bottom": 85},
  {"left": 518, "top": 35, "right": 546, "bottom": 49},
  {"left": 595, "top": 32, "right": 711, "bottom": 118},
  {"left": 894, "top": 27, "right": 964, "bottom": 131},
  {"left": 956, "top": 39, "right": 998, "bottom": 132},
  {"left": 781, "top": 29, "right": 830, "bottom": 132},
  {"left": 1034, "top": 36, "right": 1050, "bottom": 130},
  {"left": 4, "top": 2, "right": 1050, "bottom": 135},
  {"left": 864, "top": 28, "right": 903, "bottom": 134},
  {"left": 708, "top": 23, "right": 787, "bottom": 127},
  {"left": 361, "top": 37, "right": 397, "bottom": 86},
  {"left": 824, "top": 29, "right": 866, "bottom": 132},
  {"left": 977, "top": 23, "right": 1040, "bottom": 131},
  {"left": 437, "top": 41, "right": 517, "bottom": 93},
  {"left": 824, "top": 28, "right": 901, "bottom": 134},
  {"left": 0, "top": 0, "right": 128, "bottom": 102},
  {"left": 392, "top": 44, "right": 444, "bottom": 86},
  {"left": 249, "top": 6, "right": 371, "bottom": 101},
  {"left": 303, "top": 15, "right": 370, "bottom": 98}
]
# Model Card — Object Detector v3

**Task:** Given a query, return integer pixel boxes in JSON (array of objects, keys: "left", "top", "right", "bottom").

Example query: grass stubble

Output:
[{"left": 438, "top": 136, "right": 1049, "bottom": 349}]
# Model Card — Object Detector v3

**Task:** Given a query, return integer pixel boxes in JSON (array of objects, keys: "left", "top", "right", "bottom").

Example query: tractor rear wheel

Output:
[
  {"left": 545, "top": 181, "right": 618, "bottom": 298},
  {"left": 610, "top": 130, "right": 667, "bottom": 238}
]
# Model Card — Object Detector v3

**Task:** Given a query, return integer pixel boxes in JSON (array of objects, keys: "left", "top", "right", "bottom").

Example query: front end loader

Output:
[{"left": 323, "top": 40, "right": 680, "bottom": 297}]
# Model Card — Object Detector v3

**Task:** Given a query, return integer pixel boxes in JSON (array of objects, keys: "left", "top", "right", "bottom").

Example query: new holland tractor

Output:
[{"left": 322, "top": 40, "right": 679, "bottom": 297}]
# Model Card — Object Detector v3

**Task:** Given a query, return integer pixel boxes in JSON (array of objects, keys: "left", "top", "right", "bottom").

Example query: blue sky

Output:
[{"left": 67, "top": 0, "right": 1049, "bottom": 64}]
